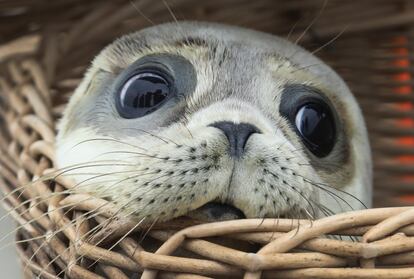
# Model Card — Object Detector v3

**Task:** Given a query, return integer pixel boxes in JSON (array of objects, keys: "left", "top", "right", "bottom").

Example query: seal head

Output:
[{"left": 56, "top": 22, "right": 372, "bottom": 222}]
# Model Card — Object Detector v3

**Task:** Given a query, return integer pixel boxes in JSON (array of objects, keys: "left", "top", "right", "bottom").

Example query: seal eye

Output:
[
  {"left": 294, "top": 102, "right": 335, "bottom": 157},
  {"left": 117, "top": 72, "right": 171, "bottom": 118}
]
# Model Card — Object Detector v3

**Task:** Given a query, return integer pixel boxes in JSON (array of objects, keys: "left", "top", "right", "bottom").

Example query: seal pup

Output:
[{"left": 56, "top": 21, "right": 372, "bottom": 223}]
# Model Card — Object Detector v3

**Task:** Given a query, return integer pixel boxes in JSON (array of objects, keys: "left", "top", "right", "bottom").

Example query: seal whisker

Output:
[
  {"left": 50, "top": 162, "right": 139, "bottom": 182},
  {"left": 294, "top": 0, "right": 328, "bottom": 45},
  {"left": 311, "top": 27, "right": 347, "bottom": 55},
  {"left": 71, "top": 138, "right": 148, "bottom": 151},
  {"left": 93, "top": 150, "right": 169, "bottom": 160},
  {"left": 52, "top": 203, "right": 149, "bottom": 277},
  {"left": 121, "top": 127, "right": 180, "bottom": 146},
  {"left": 271, "top": 169, "right": 317, "bottom": 220},
  {"left": 139, "top": 216, "right": 158, "bottom": 243},
  {"left": 1, "top": 166, "right": 151, "bottom": 245},
  {"left": 286, "top": 20, "right": 300, "bottom": 42},
  {"left": 304, "top": 176, "right": 367, "bottom": 209},
  {"left": 300, "top": 176, "right": 356, "bottom": 212},
  {"left": 21, "top": 199, "right": 117, "bottom": 276},
  {"left": 0, "top": 165, "right": 138, "bottom": 226},
  {"left": 181, "top": 115, "right": 194, "bottom": 139},
  {"left": 106, "top": 170, "right": 163, "bottom": 189},
  {"left": 312, "top": 200, "right": 336, "bottom": 218},
  {"left": 1, "top": 175, "right": 126, "bottom": 234},
  {"left": 0, "top": 194, "right": 96, "bottom": 242},
  {"left": 129, "top": 168, "right": 208, "bottom": 217},
  {"left": 86, "top": 216, "right": 147, "bottom": 270},
  {"left": 162, "top": 0, "right": 187, "bottom": 40},
  {"left": 2, "top": 184, "right": 129, "bottom": 246},
  {"left": 129, "top": 0, "right": 156, "bottom": 26},
  {"left": 33, "top": 191, "right": 145, "bottom": 278},
  {"left": 1, "top": 196, "right": 100, "bottom": 248},
  {"left": 280, "top": 164, "right": 366, "bottom": 210},
  {"left": 0, "top": 160, "right": 135, "bottom": 204}
]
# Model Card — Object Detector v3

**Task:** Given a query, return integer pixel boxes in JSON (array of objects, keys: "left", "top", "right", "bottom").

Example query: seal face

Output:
[{"left": 56, "top": 22, "right": 372, "bottom": 223}]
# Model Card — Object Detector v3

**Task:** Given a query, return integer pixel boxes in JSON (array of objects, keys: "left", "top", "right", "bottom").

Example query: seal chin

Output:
[{"left": 186, "top": 202, "right": 246, "bottom": 222}]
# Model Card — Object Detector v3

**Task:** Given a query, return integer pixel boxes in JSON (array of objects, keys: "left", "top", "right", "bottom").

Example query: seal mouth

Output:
[{"left": 187, "top": 202, "right": 246, "bottom": 222}]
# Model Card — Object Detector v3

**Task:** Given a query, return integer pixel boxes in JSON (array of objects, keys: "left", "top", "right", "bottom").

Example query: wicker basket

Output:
[{"left": 1, "top": 0, "right": 414, "bottom": 278}]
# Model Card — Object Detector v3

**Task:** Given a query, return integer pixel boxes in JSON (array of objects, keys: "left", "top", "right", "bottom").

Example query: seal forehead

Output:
[{"left": 100, "top": 22, "right": 345, "bottom": 91}]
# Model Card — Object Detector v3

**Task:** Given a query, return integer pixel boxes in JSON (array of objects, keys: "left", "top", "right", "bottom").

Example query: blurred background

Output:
[
  {"left": 0, "top": 0, "right": 413, "bottom": 278},
  {"left": 0, "top": 207, "right": 21, "bottom": 278}
]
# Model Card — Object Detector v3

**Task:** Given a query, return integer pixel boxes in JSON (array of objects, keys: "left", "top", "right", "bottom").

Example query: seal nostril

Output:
[{"left": 209, "top": 121, "right": 260, "bottom": 158}]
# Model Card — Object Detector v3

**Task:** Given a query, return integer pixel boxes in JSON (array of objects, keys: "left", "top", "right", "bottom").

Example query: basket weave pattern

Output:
[{"left": 0, "top": 1, "right": 414, "bottom": 278}]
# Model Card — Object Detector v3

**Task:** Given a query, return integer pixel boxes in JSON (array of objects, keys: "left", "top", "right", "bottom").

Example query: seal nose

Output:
[{"left": 210, "top": 121, "right": 260, "bottom": 158}]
